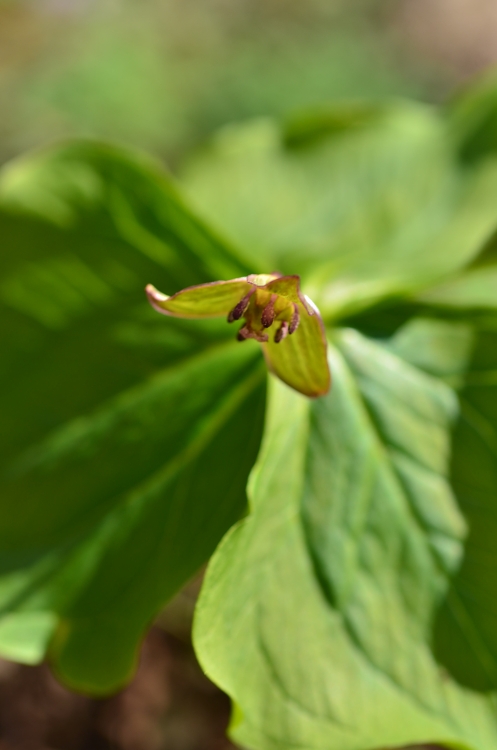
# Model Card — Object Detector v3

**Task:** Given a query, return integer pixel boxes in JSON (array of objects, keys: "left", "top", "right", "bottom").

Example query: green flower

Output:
[{"left": 146, "top": 273, "right": 330, "bottom": 398}]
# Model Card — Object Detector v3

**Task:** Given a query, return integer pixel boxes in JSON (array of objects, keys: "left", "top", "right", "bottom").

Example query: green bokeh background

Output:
[{"left": 0, "top": 0, "right": 481, "bottom": 166}]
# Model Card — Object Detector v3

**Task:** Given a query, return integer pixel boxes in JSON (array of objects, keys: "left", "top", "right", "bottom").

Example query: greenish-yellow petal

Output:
[
  {"left": 146, "top": 278, "right": 253, "bottom": 318},
  {"left": 262, "top": 298, "right": 330, "bottom": 398}
]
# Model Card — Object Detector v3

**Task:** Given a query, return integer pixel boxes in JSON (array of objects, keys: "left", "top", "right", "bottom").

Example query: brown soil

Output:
[{"left": 0, "top": 627, "right": 236, "bottom": 750}]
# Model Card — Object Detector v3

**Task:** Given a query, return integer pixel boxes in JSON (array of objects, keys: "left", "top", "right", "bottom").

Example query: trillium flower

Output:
[{"left": 146, "top": 273, "right": 330, "bottom": 398}]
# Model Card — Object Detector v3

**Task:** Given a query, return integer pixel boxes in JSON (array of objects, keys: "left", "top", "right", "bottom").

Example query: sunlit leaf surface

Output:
[{"left": 194, "top": 329, "right": 497, "bottom": 750}]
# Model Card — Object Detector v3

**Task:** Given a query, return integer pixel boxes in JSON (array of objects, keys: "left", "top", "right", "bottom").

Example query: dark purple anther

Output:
[
  {"left": 261, "top": 295, "right": 277, "bottom": 328},
  {"left": 274, "top": 321, "right": 289, "bottom": 343},
  {"left": 237, "top": 326, "right": 250, "bottom": 341},
  {"left": 289, "top": 304, "right": 300, "bottom": 334},
  {"left": 228, "top": 289, "right": 255, "bottom": 323}
]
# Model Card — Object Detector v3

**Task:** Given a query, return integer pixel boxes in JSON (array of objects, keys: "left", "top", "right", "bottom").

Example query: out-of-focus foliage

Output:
[
  {"left": 0, "top": 142, "right": 265, "bottom": 692},
  {"left": 181, "top": 103, "right": 497, "bottom": 319},
  {"left": 3, "top": 43, "right": 497, "bottom": 750},
  {"left": 0, "top": 0, "right": 448, "bottom": 164}
]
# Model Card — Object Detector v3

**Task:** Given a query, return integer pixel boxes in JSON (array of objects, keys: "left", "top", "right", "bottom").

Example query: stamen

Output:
[
  {"left": 237, "top": 325, "right": 268, "bottom": 343},
  {"left": 228, "top": 289, "right": 255, "bottom": 323},
  {"left": 289, "top": 304, "right": 300, "bottom": 334},
  {"left": 261, "top": 295, "right": 277, "bottom": 328},
  {"left": 255, "top": 331, "right": 269, "bottom": 343},
  {"left": 274, "top": 321, "right": 289, "bottom": 343}
]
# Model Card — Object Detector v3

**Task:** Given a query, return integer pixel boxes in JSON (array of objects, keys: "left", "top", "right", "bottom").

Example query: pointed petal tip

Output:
[
  {"left": 145, "top": 283, "right": 171, "bottom": 315},
  {"left": 288, "top": 363, "right": 331, "bottom": 398},
  {"left": 312, "top": 376, "right": 332, "bottom": 399},
  {"left": 267, "top": 369, "right": 331, "bottom": 399},
  {"left": 297, "top": 371, "right": 331, "bottom": 399},
  {"left": 145, "top": 283, "right": 165, "bottom": 300}
]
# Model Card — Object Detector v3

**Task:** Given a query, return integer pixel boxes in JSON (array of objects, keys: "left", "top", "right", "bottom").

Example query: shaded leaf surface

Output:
[
  {"left": 0, "top": 142, "right": 265, "bottom": 692},
  {"left": 387, "top": 316, "right": 497, "bottom": 689},
  {"left": 391, "top": 312, "right": 497, "bottom": 694},
  {"left": 194, "top": 330, "right": 497, "bottom": 750},
  {"left": 433, "top": 320, "right": 497, "bottom": 693},
  {"left": 447, "top": 68, "right": 497, "bottom": 164}
]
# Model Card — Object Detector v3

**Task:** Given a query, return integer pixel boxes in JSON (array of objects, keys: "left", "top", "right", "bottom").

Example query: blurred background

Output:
[
  {"left": 1, "top": 0, "right": 496, "bottom": 748},
  {"left": 2, "top": 0, "right": 497, "bottom": 169}
]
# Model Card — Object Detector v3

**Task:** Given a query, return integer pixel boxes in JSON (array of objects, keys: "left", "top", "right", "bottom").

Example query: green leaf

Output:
[
  {"left": 0, "top": 140, "right": 265, "bottom": 693},
  {"left": 282, "top": 102, "right": 383, "bottom": 149},
  {"left": 0, "top": 140, "right": 248, "bottom": 285},
  {"left": 194, "top": 329, "right": 497, "bottom": 750},
  {"left": 0, "top": 613, "right": 57, "bottom": 666},
  {"left": 413, "top": 226, "right": 497, "bottom": 312},
  {"left": 447, "top": 67, "right": 497, "bottom": 164},
  {"left": 386, "top": 314, "right": 497, "bottom": 696},
  {"left": 433, "top": 319, "right": 497, "bottom": 693},
  {"left": 387, "top": 317, "right": 475, "bottom": 387},
  {"left": 182, "top": 105, "right": 497, "bottom": 320},
  {"left": 417, "top": 265, "right": 497, "bottom": 311}
]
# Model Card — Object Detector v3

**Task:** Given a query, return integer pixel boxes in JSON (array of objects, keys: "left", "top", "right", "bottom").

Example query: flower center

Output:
[{"left": 228, "top": 286, "right": 300, "bottom": 344}]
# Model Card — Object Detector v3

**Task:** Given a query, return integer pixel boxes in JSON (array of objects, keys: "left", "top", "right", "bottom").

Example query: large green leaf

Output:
[
  {"left": 404, "top": 232, "right": 497, "bottom": 695},
  {"left": 0, "top": 141, "right": 266, "bottom": 693},
  {"left": 386, "top": 314, "right": 497, "bottom": 694},
  {"left": 344, "top": 284, "right": 497, "bottom": 699},
  {"left": 182, "top": 104, "right": 497, "bottom": 320},
  {"left": 390, "top": 317, "right": 497, "bottom": 695},
  {"left": 433, "top": 318, "right": 497, "bottom": 693},
  {"left": 194, "top": 328, "right": 497, "bottom": 750}
]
